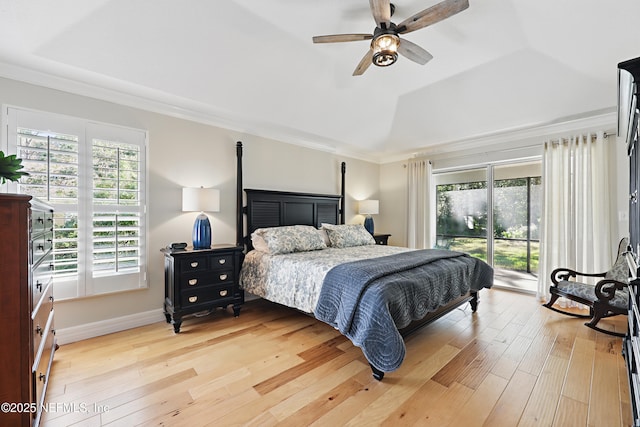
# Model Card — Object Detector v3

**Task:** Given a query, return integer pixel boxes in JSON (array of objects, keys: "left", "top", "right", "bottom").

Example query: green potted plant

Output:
[{"left": 0, "top": 151, "right": 28, "bottom": 184}]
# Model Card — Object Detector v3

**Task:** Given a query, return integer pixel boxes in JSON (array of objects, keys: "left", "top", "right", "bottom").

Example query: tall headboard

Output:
[{"left": 235, "top": 141, "right": 346, "bottom": 250}]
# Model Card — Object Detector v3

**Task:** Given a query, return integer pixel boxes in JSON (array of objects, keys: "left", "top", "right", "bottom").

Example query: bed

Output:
[{"left": 234, "top": 142, "right": 493, "bottom": 380}]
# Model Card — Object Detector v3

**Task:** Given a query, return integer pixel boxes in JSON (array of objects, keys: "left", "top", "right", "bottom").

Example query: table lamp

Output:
[
  {"left": 182, "top": 187, "right": 220, "bottom": 249},
  {"left": 359, "top": 199, "right": 379, "bottom": 235}
]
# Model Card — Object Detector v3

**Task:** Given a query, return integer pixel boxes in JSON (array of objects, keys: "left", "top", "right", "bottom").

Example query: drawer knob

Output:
[
  {"left": 188, "top": 296, "right": 198, "bottom": 303},
  {"left": 36, "top": 325, "right": 42, "bottom": 336},
  {"left": 37, "top": 217, "right": 44, "bottom": 224},
  {"left": 218, "top": 259, "right": 226, "bottom": 265},
  {"left": 188, "top": 279, "right": 198, "bottom": 286},
  {"left": 219, "top": 290, "right": 228, "bottom": 297},
  {"left": 36, "top": 281, "right": 43, "bottom": 292},
  {"left": 49, "top": 262, "right": 54, "bottom": 271},
  {"left": 39, "top": 373, "right": 46, "bottom": 382},
  {"left": 219, "top": 274, "right": 228, "bottom": 281},
  {"left": 37, "top": 244, "right": 44, "bottom": 251},
  {"left": 190, "top": 261, "right": 199, "bottom": 268}
]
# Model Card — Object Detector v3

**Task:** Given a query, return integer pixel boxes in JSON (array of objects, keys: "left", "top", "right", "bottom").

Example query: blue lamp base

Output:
[
  {"left": 364, "top": 215, "right": 374, "bottom": 235},
  {"left": 192, "top": 213, "right": 212, "bottom": 249}
]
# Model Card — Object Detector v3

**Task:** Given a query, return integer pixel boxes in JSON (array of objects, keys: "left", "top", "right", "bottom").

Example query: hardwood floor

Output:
[{"left": 43, "top": 289, "right": 632, "bottom": 426}]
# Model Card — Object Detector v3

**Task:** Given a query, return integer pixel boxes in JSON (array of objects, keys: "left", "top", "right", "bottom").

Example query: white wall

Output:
[{"left": 0, "top": 77, "right": 379, "bottom": 338}]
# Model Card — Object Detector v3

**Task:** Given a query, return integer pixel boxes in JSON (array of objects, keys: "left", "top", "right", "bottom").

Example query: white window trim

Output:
[{"left": 3, "top": 105, "right": 149, "bottom": 300}]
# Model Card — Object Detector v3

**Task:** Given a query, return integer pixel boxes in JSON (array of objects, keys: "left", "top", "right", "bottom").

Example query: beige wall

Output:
[
  {"left": 0, "top": 76, "right": 629, "bottom": 335},
  {"left": 0, "top": 77, "right": 379, "bottom": 331},
  {"left": 379, "top": 131, "right": 629, "bottom": 256}
]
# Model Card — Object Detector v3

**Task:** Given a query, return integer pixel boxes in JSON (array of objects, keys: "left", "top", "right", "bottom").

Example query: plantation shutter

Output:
[
  {"left": 6, "top": 107, "right": 147, "bottom": 299},
  {"left": 87, "top": 123, "right": 146, "bottom": 294}
]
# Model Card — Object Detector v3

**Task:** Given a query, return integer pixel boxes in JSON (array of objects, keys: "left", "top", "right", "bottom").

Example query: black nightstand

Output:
[
  {"left": 161, "top": 244, "right": 244, "bottom": 333},
  {"left": 373, "top": 233, "right": 391, "bottom": 245}
]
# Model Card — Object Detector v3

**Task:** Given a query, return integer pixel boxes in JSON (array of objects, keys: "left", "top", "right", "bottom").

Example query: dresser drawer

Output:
[
  {"left": 32, "top": 251, "right": 54, "bottom": 308},
  {"left": 32, "top": 283, "right": 54, "bottom": 362},
  {"left": 180, "top": 284, "right": 235, "bottom": 307},
  {"left": 32, "top": 231, "right": 53, "bottom": 265},
  {"left": 31, "top": 208, "right": 54, "bottom": 234},
  {"left": 180, "top": 269, "right": 234, "bottom": 288},
  {"left": 33, "top": 310, "right": 55, "bottom": 421}
]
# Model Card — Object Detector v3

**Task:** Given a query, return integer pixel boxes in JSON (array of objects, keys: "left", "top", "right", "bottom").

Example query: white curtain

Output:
[
  {"left": 407, "top": 158, "right": 434, "bottom": 249},
  {"left": 537, "top": 131, "right": 612, "bottom": 301}
]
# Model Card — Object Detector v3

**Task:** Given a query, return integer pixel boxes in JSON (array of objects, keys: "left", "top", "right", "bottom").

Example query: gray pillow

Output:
[
  {"left": 251, "top": 225, "right": 327, "bottom": 255},
  {"left": 321, "top": 223, "right": 375, "bottom": 248}
]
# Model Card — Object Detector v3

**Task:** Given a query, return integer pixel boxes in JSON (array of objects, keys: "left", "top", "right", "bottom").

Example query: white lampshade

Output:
[
  {"left": 182, "top": 187, "right": 220, "bottom": 212},
  {"left": 359, "top": 199, "right": 379, "bottom": 215}
]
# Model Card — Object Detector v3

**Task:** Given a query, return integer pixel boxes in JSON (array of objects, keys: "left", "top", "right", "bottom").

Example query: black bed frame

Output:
[{"left": 234, "top": 141, "right": 479, "bottom": 380}]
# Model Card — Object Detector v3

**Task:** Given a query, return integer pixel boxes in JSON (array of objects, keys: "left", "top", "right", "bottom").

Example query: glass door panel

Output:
[
  {"left": 435, "top": 168, "right": 488, "bottom": 262},
  {"left": 492, "top": 162, "right": 541, "bottom": 275}
]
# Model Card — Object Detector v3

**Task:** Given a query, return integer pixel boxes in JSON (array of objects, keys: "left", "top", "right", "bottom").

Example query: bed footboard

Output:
[{"left": 369, "top": 290, "right": 480, "bottom": 381}]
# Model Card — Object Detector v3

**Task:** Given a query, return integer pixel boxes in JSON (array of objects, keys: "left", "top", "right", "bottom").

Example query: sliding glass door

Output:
[
  {"left": 492, "top": 163, "right": 541, "bottom": 275},
  {"left": 435, "top": 161, "right": 541, "bottom": 290},
  {"left": 435, "top": 168, "right": 488, "bottom": 261}
]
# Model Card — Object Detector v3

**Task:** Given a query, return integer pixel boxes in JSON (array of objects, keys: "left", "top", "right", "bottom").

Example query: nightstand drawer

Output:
[
  {"left": 209, "top": 253, "right": 233, "bottom": 270},
  {"left": 179, "top": 256, "right": 209, "bottom": 271},
  {"left": 180, "top": 270, "right": 234, "bottom": 288},
  {"left": 180, "top": 284, "right": 235, "bottom": 306},
  {"left": 373, "top": 234, "right": 390, "bottom": 245}
]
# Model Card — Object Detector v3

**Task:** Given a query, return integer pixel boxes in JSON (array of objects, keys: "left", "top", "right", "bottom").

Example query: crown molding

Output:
[
  {"left": 379, "top": 109, "right": 618, "bottom": 164},
  {"left": 0, "top": 58, "right": 618, "bottom": 166},
  {"left": 0, "top": 58, "right": 383, "bottom": 163}
]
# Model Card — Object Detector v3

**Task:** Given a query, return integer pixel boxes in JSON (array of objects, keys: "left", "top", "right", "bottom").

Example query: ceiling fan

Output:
[{"left": 312, "top": 0, "right": 469, "bottom": 76}]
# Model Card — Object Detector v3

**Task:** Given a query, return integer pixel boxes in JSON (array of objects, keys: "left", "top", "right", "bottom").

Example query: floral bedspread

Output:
[{"left": 239, "top": 245, "right": 409, "bottom": 313}]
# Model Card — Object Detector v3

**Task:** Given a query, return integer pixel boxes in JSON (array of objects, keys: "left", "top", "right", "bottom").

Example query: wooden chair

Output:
[{"left": 543, "top": 238, "right": 630, "bottom": 337}]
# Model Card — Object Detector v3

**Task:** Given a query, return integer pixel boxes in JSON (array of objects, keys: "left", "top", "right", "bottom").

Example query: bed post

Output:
[
  {"left": 340, "top": 162, "right": 346, "bottom": 225},
  {"left": 470, "top": 291, "right": 479, "bottom": 312},
  {"left": 236, "top": 141, "right": 243, "bottom": 247}
]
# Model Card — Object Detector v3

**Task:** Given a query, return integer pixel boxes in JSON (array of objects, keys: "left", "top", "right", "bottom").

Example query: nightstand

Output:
[
  {"left": 373, "top": 233, "right": 391, "bottom": 245},
  {"left": 161, "top": 244, "right": 244, "bottom": 333}
]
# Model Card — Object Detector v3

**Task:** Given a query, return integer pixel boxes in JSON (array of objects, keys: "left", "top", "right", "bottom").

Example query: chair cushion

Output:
[
  {"left": 605, "top": 253, "right": 630, "bottom": 284},
  {"left": 556, "top": 280, "right": 629, "bottom": 309}
]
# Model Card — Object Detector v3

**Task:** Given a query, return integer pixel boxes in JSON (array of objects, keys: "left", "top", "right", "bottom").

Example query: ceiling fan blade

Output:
[
  {"left": 369, "top": 0, "right": 391, "bottom": 28},
  {"left": 353, "top": 48, "right": 374, "bottom": 76},
  {"left": 398, "top": 39, "right": 433, "bottom": 65},
  {"left": 313, "top": 34, "right": 373, "bottom": 43},
  {"left": 398, "top": 0, "right": 469, "bottom": 34}
]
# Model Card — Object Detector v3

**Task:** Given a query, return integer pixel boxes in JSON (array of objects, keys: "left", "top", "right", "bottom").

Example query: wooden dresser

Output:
[{"left": 0, "top": 194, "right": 56, "bottom": 426}]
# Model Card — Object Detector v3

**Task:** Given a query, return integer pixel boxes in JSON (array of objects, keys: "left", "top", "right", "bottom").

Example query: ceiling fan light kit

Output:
[
  {"left": 312, "top": 0, "right": 469, "bottom": 76},
  {"left": 372, "top": 32, "right": 400, "bottom": 66}
]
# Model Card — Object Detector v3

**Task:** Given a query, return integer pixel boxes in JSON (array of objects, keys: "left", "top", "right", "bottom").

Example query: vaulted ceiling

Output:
[{"left": 1, "top": 1, "right": 639, "bottom": 161}]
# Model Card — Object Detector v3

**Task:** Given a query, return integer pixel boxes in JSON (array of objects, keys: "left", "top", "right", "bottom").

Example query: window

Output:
[{"left": 6, "top": 107, "right": 147, "bottom": 299}]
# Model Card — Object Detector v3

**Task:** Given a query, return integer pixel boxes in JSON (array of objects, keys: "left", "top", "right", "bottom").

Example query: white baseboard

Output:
[{"left": 55, "top": 309, "right": 165, "bottom": 345}]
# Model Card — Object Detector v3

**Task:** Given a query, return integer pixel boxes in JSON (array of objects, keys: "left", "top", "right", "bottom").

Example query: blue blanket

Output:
[{"left": 314, "top": 249, "right": 493, "bottom": 372}]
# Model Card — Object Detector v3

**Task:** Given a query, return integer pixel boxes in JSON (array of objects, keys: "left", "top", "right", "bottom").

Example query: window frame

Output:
[{"left": 3, "top": 105, "right": 149, "bottom": 300}]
